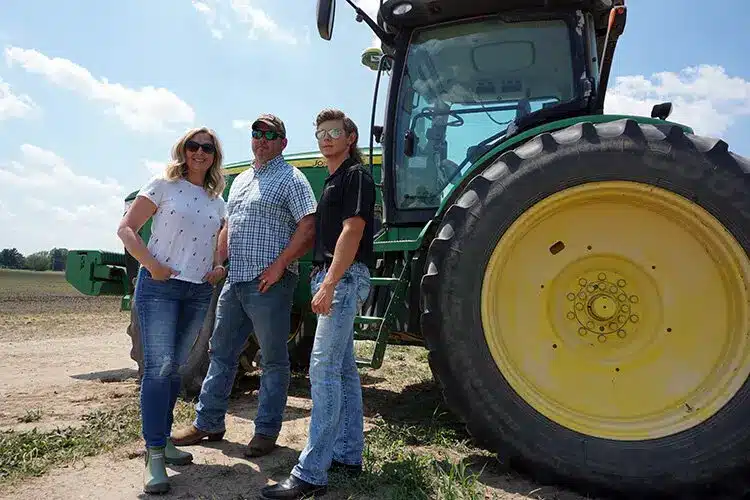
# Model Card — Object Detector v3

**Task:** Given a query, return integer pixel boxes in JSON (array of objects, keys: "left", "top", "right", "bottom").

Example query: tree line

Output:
[{"left": 0, "top": 248, "right": 68, "bottom": 272}]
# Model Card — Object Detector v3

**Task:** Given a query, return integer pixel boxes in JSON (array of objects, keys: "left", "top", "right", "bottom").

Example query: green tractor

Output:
[
  {"left": 316, "top": 0, "right": 750, "bottom": 497},
  {"left": 63, "top": 0, "right": 750, "bottom": 496}
]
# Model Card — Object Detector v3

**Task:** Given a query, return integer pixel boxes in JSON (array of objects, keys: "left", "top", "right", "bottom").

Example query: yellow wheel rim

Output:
[{"left": 481, "top": 181, "right": 750, "bottom": 440}]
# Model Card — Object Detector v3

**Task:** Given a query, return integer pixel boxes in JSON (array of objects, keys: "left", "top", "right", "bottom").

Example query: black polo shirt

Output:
[{"left": 312, "top": 157, "right": 376, "bottom": 268}]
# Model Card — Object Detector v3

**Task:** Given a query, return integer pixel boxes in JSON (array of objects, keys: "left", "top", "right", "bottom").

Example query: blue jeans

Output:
[
  {"left": 193, "top": 271, "right": 298, "bottom": 437},
  {"left": 292, "top": 261, "right": 371, "bottom": 486},
  {"left": 134, "top": 267, "right": 214, "bottom": 448}
]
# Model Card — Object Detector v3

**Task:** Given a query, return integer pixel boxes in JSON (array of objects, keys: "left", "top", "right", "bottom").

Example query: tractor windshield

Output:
[{"left": 393, "top": 17, "right": 578, "bottom": 209}]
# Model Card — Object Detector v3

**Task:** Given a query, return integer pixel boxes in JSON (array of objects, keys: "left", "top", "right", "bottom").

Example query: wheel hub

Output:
[
  {"left": 552, "top": 256, "right": 658, "bottom": 361},
  {"left": 588, "top": 293, "right": 617, "bottom": 321},
  {"left": 567, "top": 273, "right": 639, "bottom": 343}
]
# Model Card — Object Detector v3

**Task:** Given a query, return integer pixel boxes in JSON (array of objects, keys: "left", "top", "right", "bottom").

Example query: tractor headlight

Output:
[{"left": 392, "top": 2, "right": 412, "bottom": 16}]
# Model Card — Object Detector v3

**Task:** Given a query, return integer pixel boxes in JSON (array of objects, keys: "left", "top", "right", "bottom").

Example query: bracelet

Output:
[{"left": 214, "top": 265, "right": 226, "bottom": 274}]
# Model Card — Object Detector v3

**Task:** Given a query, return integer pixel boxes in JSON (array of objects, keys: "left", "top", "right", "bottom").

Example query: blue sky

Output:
[{"left": 0, "top": 0, "right": 748, "bottom": 255}]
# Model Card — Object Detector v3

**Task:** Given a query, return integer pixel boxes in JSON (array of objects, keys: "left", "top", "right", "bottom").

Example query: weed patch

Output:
[
  {"left": 0, "top": 400, "right": 194, "bottom": 484},
  {"left": 333, "top": 415, "right": 488, "bottom": 499},
  {"left": 16, "top": 409, "right": 42, "bottom": 424}
]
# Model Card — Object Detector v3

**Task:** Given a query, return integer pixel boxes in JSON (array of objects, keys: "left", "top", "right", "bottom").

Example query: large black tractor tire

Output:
[
  {"left": 127, "top": 281, "right": 315, "bottom": 398},
  {"left": 420, "top": 119, "right": 750, "bottom": 498}
]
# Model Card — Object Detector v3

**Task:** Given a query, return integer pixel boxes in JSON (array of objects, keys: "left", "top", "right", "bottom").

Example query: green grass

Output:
[
  {"left": 331, "top": 416, "right": 488, "bottom": 500},
  {"left": 1, "top": 388, "right": 489, "bottom": 497},
  {"left": 0, "top": 400, "right": 195, "bottom": 484},
  {"left": 330, "top": 344, "right": 492, "bottom": 498}
]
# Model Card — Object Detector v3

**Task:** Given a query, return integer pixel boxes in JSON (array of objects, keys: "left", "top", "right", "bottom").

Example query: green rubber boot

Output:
[
  {"left": 143, "top": 446, "right": 170, "bottom": 494},
  {"left": 165, "top": 437, "right": 193, "bottom": 465}
]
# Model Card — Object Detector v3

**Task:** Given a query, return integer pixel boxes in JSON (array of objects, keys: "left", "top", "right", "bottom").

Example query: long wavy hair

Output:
[
  {"left": 163, "top": 126, "right": 226, "bottom": 198},
  {"left": 315, "top": 108, "right": 363, "bottom": 165}
]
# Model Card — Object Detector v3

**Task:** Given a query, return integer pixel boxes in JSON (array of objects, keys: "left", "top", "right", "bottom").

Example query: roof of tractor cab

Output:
[
  {"left": 378, "top": 0, "right": 617, "bottom": 32},
  {"left": 377, "top": 0, "right": 624, "bottom": 90}
]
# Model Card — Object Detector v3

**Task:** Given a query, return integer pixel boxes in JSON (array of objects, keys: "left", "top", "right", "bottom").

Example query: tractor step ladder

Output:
[{"left": 354, "top": 262, "right": 410, "bottom": 369}]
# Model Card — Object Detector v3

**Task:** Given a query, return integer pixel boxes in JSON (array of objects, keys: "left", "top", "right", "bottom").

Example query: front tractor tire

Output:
[{"left": 421, "top": 119, "right": 750, "bottom": 497}]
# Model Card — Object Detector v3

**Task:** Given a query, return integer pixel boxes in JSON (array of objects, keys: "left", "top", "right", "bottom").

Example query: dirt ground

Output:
[{"left": 0, "top": 270, "right": 590, "bottom": 499}]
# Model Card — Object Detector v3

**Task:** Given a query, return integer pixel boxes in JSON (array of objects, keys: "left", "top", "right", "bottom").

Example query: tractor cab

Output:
[{"left": 317, "top": 0, "right": 622, "bottom": 225}]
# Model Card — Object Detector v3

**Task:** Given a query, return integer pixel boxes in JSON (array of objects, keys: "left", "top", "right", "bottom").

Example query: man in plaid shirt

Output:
[{"left": 172, "top": 114, "right": 317, "bottom": 458}]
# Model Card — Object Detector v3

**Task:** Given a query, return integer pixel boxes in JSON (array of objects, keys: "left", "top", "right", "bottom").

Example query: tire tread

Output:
[{"left": 420, "top": 118, "right": 750, "bottom": 499}]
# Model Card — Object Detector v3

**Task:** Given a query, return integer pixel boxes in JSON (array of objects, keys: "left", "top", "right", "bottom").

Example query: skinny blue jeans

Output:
[
  {"left": 193, "top": 271, "right": 297, "bottom": 437},
  {"left": 134, "top": 267, "right": 214, "bottom": 448},
  {"left": 292, "top": 262, "right": 371, "bottom": 486}
]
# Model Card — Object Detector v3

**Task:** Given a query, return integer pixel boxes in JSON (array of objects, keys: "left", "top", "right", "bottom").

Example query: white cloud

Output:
[
  {"left": 0, "top": 145, "right": 129, "bottom": 255},
  {"left": 232, "top": 119, "right": 252, "bottom": 130},
  {"left": 192, "top": 1, "right": 228, "bottom": 39},
  {"left": 357, "top": 0, "right": 380, "bottom": 19},
  {"left": 0, "top": 77, "right": 38, "bottom": 121},
  {"left": 605, "top": 65, "right": 750, "bottom": 137},
  {"left": 4, "top": 46, "right": 195, "bottom": 133},
  {"left": 192, "top": 0, "right": 304, "bottom": 45},
  {"left": 142, "top": 159, "right": 166, "bottom": 177},
  {"left": 230, "top": 0, "right": 303, "bottom": 45},
  {"left": 356, "top": 0, "right": 383, "bottom": 48}
]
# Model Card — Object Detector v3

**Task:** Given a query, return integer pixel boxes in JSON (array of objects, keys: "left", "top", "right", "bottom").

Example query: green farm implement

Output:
[{"left": 66, "top": 0, "right": 750, "bottom": 496}]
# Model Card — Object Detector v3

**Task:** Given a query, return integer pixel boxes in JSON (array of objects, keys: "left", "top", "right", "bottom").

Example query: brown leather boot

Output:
[
  {"left": 244, "top": 433, "right": 277, "bottom": 457},
  {"left": 170, "top": 424, "right": 225, "bottom": 446}
]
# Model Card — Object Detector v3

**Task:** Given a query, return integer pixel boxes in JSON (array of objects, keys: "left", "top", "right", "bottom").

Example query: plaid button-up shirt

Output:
[{"left": 226, "top": 154, "right": 317, "bottom": 283}]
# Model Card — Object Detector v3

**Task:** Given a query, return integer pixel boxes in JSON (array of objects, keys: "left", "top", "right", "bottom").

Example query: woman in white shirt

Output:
[{"left": 117, "top": 126, "right": 228, "bottom": 494}]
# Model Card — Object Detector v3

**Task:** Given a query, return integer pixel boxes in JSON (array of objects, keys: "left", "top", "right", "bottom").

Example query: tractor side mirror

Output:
[
  {"left": 372, "top": 125, "right": 384, "bottom": 144},
  {"left": 651, "top": 102, "right": 673, "bottom": 120},
  {"left": 316, "top": 0, "right": 336, "bottom": 40}
]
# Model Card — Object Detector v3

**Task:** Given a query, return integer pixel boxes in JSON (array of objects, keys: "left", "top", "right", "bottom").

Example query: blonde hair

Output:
[{"left": 164, "top": 126, "right": 226, "bottom": 198}]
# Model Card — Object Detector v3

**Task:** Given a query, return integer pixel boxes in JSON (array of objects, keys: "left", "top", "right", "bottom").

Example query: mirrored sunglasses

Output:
[
  {"left": 252, "top": 129, "right": 283, "bottom": 140},
  {"left": 315, "top": 128, "right": 344, "bottom": 140}
]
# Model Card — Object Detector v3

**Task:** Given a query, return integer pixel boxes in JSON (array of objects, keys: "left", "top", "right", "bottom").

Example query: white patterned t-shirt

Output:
[{"left": 137, "top": 176, "right": 227, "bottom": 284}]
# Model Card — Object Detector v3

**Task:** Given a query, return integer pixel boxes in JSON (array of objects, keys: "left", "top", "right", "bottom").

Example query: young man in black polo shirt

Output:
[{"left": 261, "top": 109, "right": 375, "bottom": 499}]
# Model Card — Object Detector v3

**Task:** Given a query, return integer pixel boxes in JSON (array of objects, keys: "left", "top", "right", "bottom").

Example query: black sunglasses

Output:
[
  {"left": 186, "top": 140, "right": 216, "bottom": 154},
  {"left": 252, "top": 129, "right": 283, "bottom": 140}
]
